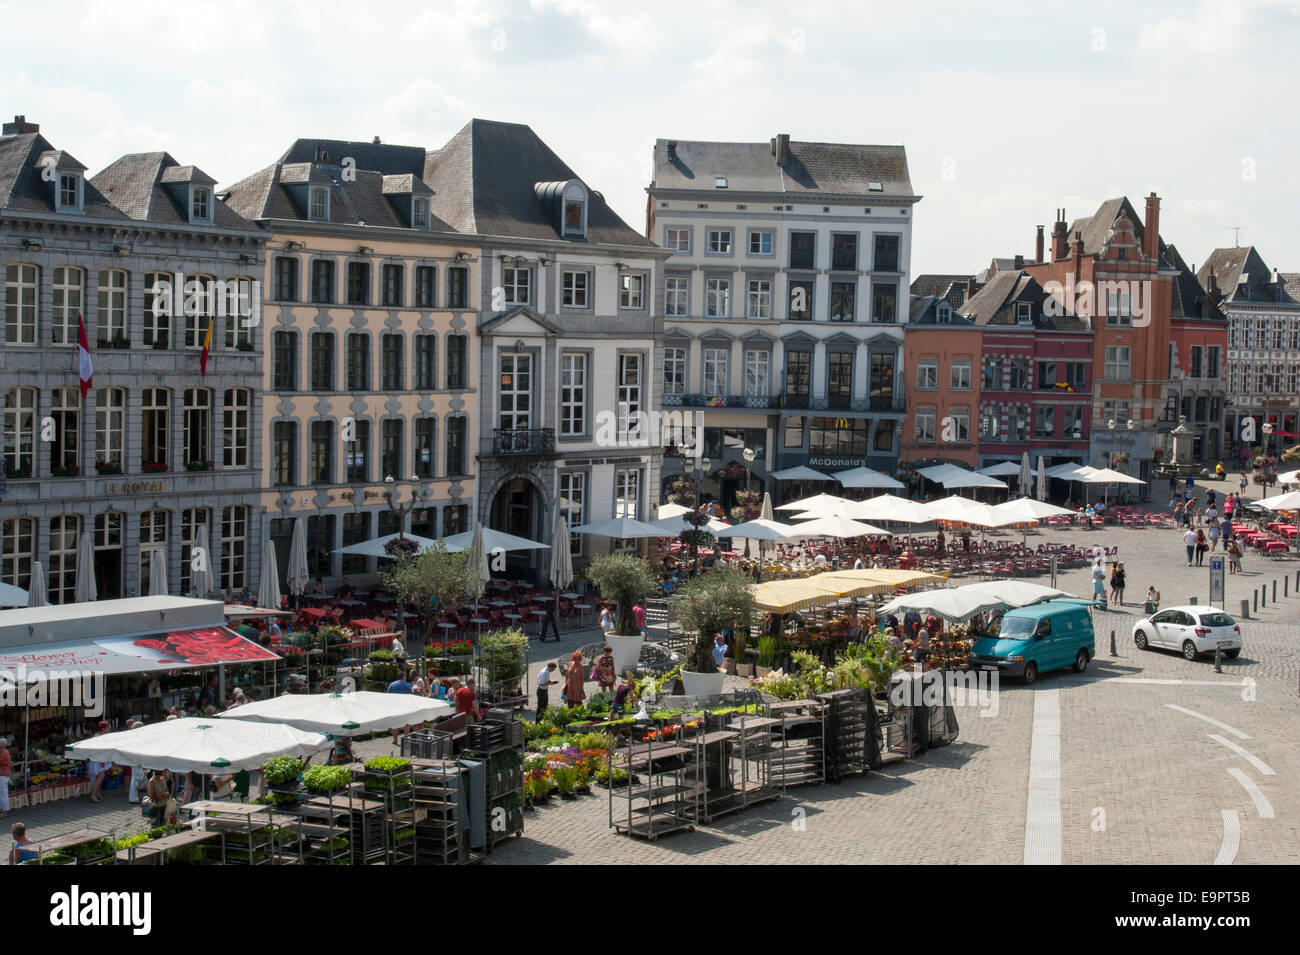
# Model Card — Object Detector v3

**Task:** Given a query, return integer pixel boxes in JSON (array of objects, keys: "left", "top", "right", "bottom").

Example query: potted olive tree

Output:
[
  {"left": 671, "top": 566, "right": 755, "bottom": 698},
  {"left": 585, "top": 553, "right": 658, "bottom": 674}
]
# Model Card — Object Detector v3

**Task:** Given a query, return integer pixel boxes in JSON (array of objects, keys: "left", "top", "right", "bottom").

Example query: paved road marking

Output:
[
  {"left": 1165, "top": 703, "right": 1252, "bottom": 739},
  {"left": 1208, "top": 734, "right": 1276, "bottom": 776},
  {"left": 1111, "top": 677, "right": 1249, "bottom": 687},
  {"left": 1227, "top": 768, "right": 1275, "bottom": 819},
  {"left": 1023, "top": 687, "right": 1061, "bottom": 865},
  {"left": 1214, "top": 809, "right": 1240, "bottom": 865}
]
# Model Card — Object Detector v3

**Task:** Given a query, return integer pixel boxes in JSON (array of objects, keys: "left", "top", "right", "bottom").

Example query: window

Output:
[
  {"left": 96, "top": 269, "right": 126, "bottom": 343},
  {"left": 3, "top": 387, "right": 36, "bottom": 478},
  {"left": 705, "top": 278, "right": 730, "bottom": 317},
  {"left": 141, "top": 388, "right": 168, "bottom": 469},
  {"left": 222, "top": 277, "right": 255, "bottom": 349},
  {"left": 49, "top": 388, "right": 80, "bottom": 474},
  {"left": 949, "top": 406, "right": 970, "bottom": 442},
  {"left": 345, "top": 335, "right": 371, "bottom": 389},
  {"left": 830, "top": 281, "right": 856, "bottom": 321},
  {"left": 412, "top": 197, "right": 430, "bottom": 229},
  {"left": 183, "top": 275, "right": 212, "bottom": 349},
  {"left": 788, "top": 279, "right": 813, "bottom": 320},
  {"left": 414, "top": 418, "right": 436, "bottom": 478},
  {"left": 218, "top": 506, "right": 247, "bottom": 592},
  {"left": 557, "top": 471, "right": 586, "bottom": 554},
  {"left": 310, "top": 332, "right": 335, "bottom": 391},
  {"left": 789, "top": 232, "right": 815, "bottom": 270},
  {"left": 1102, "top": 400, "right": 1130, "bottom": 426},
  {"left": 663, "top": 347, "right": 686, "bottom": 397},
  {"left": 869, "top": 352, "right": 895, "bottom": 409},
  {"left": 2, "top": 517, "right": 33, "bottom": 592},
  {"left": 1037, "top": 361, "right": 1085, "bottom": 392},
  {"left": 936, "top": 303, "right": 952, "bottom": 323},
  {"left": 666, "top": 276, "right": 688, "bottom": 316},
  {"left": 442, "top": 503, "right": 467, "bottom": 536},
  {"left": 445, "top": 416, "right": 467, "bottom": 476},
  {"left": 183, "top": 388, "right": 211, "bottom": 466},
  {"left": 951, "top": 357, "right": 972, "bottom": 390},
  {"left": 747, "top": 279, "right": 772, "bottom": 319},
  {"left": 665, "top": 227, "right": 691, "bottom": 252},
  {"left": 48, "top": 515, "right": 80, "bottom": 605},
  {"left": 784, "top": 415, "right": 805, "bottom": 449},
  {"left": 1008, "top": 406, "right": 1028, "bottom": 442},
  {"left": 52, "top": 266, "right": 83, "bottom": 346},
  {"left": 503, "top": 266, "right": 530, "bottom": 305},
  {"left": 381, "top": 334, "right": 403, "bottom": 391},
  {"left": 618, "top": 354, "right": 643, "bottom": 437},
  {"left": 341, "top": 512, "right": 371, "bottom": 575},
  {"left": 346, "top": 261, "right": 371, "bottom": 306},
  {"left": 272, "top": 329, "right": 298, "bottom": 391},
  {"left": 620, "top": 273, "right": 645, "bottom": 309},
  {"left": 272, "top": 421, "right": 297, "bottom": 486},
  {"left": 414, "top": 335, "right": 437, "bottom": 390},
  {"left": 414, "top": 266, "right": 436, "bottom": 308},
  {"left": 785, "top": 351, "right": 811, "bottom": 404},
  {"left": 273, "top": 257, "right": 298, "bottom": 302},
  {"left": 1275, "top": 320, "right": 1286, "bottom": 350},
  {"left": 446, "top": 334, "right": 467, "bottom": 389},
  {"left": 744, "top": 349, "right": 769, "bottom": 398},
  {"left": 1207, "top": 346, "right": 1220, "bottom": 379},
  {"left": 564, "top": 198, "right": 585, "bottom": 235},
  {"left": 915, "top": 406, "right": 937, "bottom": 441},
  {"left": 1189, "top": 345, "right": 1203, "bottom": 379},
  {"left": 223, "top": 388, "right": 251, "bottom": 468},
  {"left": 560, "top": 353, "right": 587, "bottom": 436},
  {"left": 831, "top": 233, "right": 858, "bottom": 271},
  {"left": 749, "top": 230, "right": 773, "bottom": 255},
  {"left": 5, "top": 263, "right": 38, "bottom": 345},
  {"left": 871, "top": 282, "right": 897, "bottom": 323},
  {"left": 95, "top": 387, "right": 125, "bottom": 470},
  {"left": 310, "top": 420, "right": 334, "bottom": 483},
  {"left": 983, "top": 356, "right": 1004, "bottom": 390},
  {"left": 809, "top": 417, "right": 870, "bottom": 456},
  {"left": 311, "top": 260, "right": 335, "bottom": 304},
  {"left": 411, "top": 507, "right": 436, "bottom": 539},
  {"left": 377, "top": 510, "right": 400, "bottom": 539},
  {"left": 143, "top": 270, "right": 169, "bottom": 346},
  {"left": 873, "top": 234, "right": 899, "bottom": 272},
  {"left": 917, "top": 357, "right": 938, "bottom": 390},
  {"left": 1106, "top": 286, "right": 1131, "bottom": 327},
  {"left": 381, "top": 264, "right": 403, "bottom": 307},
  {"left": 58, "top": 173, "right": 81, "bottom": 211},
  {"left": 139, "top": 509, "right": 168, "bottom": 596},
  {"left": 190, "top": 186, "right": 211, "bottom": 223},
  {"left": 381, "top": 419, "right": 402, "bottom": 480},
  {"left": 707, "top": 229, "right": 733, "bottom": 254},
  {"left": 1015, "top": 303, "right": 1032, "bottom": 325},
  {"left": 703, "top": 347, "right": 729, "bottom": 395},
  {"left": 562, "top": 270, "right": 589, "bottom": 308},
  {"left": 827, "top": 353, "right": 852, "bottom": 408},
  {"left": 1104, "top": 345, "right": 1131, "bottom": 380},
  {"left": 447, "top": 267, "right": 468, "bottom": 308},
  {"left": 1034, "top": 404, "right": 1055, "bottom": 438},
  {"left": 615, "top": 469, "right": 640, "bottom": 522},
  {"left": 309, "top": 187, "right": 329, "bottom": 221},
  {"left": 346, "top": 419, "right": 370, "bottom": 482},
  {"left": 1009, "top": 358, "right": 1031, "bottom": 390},
  {"left": 499, "top": 353, "right": 532, "bottom": 430}
]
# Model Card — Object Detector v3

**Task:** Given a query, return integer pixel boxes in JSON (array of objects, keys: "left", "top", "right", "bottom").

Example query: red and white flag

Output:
[{"left": 77, "top": 313, "right": 94, "bottom": 399}]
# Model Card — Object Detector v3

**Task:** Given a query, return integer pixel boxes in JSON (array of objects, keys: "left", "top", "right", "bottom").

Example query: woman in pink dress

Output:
[{"left": 564, "top": 650, "right": 586, "bottom": 708}]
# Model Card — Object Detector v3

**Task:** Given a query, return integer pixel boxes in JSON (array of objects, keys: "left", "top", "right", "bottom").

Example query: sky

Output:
[{"left": 4, "top": 0, "right": 1299, "bottom": 274}]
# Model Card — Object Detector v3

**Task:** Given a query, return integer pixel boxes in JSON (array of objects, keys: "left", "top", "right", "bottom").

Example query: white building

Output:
[{"left": 647, "top": 134, "right": 919, "bottom": 505}]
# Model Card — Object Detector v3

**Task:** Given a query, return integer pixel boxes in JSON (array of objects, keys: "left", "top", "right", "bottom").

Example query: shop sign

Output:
[{"left": 103, "top": 480, "right": 165, "bottom": 495}]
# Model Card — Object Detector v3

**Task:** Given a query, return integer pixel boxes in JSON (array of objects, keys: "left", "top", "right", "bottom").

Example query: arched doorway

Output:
[{"left": 489, "top": 476, "right": 544, "bottom": 581}]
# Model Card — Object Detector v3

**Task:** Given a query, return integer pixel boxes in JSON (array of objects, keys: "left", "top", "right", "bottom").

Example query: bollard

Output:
[
  {"left": 1273, "top": 580, "right": 1278, "bottom": 603},
  {"left": 1287, "top": 576, "right": 1290, "bottom": 598},
  {"left": 1110, "top": 629, "right": 1117, "bottom": 657},
  {"left": 1214, "top": 644, "right": 1223, "bottom": 674},
  {"left": 1253, "top": 590, "right": 1259, "bottom": 612},
  {"left": 1241, "top": 599, "right": 1250, "bottom": 619},
  {"left": 1262, "top": 586, "right": 1267, "bottom": 608}
]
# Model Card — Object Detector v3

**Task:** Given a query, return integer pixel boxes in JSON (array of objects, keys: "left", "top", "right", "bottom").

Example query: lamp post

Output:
[
  {"left": 383, "top": 474, "right": 423, "bottom": 535},
  {"left": 1262, "top": 421, "right": 1274, "bottom": 458},
  {"left": 1106, "top": 417, "right": 1138, "bottom": 505},
  {"left": 742, "top": 446, "right": 756, "bottom": 493},
  {"left": 676, "top": 447, "right": 710, "bottom": 576}
]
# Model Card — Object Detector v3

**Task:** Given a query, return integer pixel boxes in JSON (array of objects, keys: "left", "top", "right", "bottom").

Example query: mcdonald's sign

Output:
[{"left": 833, "top": 417, "right": 850, "bottom": 429}]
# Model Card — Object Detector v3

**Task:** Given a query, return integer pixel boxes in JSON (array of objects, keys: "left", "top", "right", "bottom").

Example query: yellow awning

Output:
[
  {"left": 750, "top": 579, "right": 844, "bottom": 614},
  {"left": 816, "top": 568, "right": 948, "bottom": 588}
]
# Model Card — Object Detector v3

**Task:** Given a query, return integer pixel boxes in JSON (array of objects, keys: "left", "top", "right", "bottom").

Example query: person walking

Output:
[
  {"left": 632, "top": 600, "right": 647, "bottom": 634},
  {"left": 1182, "top": 526, "right": 1197, "bottom": 566},
  {"left": 1195, "top": 529, "right": 1208, "bottom": 566},
  {"left": 1208, "top": 518, "right": 1221, "bottom": 551},
  {"left": 598, "top": 602, "right": 615, "bottom": 635},
  {"left": 1108, "top": 562, "right": 1120, "bottom": 604},
  {"left": 564, "top": 651, "right": 586, "bottom": 709},
  {"left": 1113, "top": 562, "right": 1127, "bottom": 606},
  {"left": 593, "top": 645, "right": 617, "bottom": 692},
  {"left": 1092, "top": 559, "right": 1107, "bottom": 605},
  {"left": 0, "top": 739, "right": 10, "bottom": 818},
  {"left": 535, "top": 661, "right": 558, "bottom": 719},
  {"left": 1227, "top": 539, "right": 1243, "bottom": 575}
]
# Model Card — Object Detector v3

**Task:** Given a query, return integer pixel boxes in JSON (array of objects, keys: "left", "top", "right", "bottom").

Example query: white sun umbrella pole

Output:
[
  {"left": 27, "top": 561, "right": 47, "bottom": 607},
  {"left": 1020, "top": 451, "right": 1032, "bottom": 496},
  {"left": 74, "top": 531, "right": 96, "bottom": 602},
  {"left": 1036, "top": 456, "right": 1047, "bottom": 502},
  {"left": 470, "top": 522, "right": 492, "bottom": 613},
  {"left": 550, "top": 508, "right": 574, "bottom": 598},
  {"left": 286, "top": 517, "right": 310, "bottom": 601},
  {"left": 192, "top": 524, "right": 213, "bottom": 598},
  {"left": 258, "top": 538, "right": 282, "bottom": 613},
  {"left": 148, "top": 547, "right": 168, "bottom": 597},
  {"left": 758, "top": 492, "right": 775, "bottom": 580}
]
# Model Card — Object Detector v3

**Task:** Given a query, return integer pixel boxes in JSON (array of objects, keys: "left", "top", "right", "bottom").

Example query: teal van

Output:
[{"left": 969, "top": 599, "right": 1095, "bottom": 685}]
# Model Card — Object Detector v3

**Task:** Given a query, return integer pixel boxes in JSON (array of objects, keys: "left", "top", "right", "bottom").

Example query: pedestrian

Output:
[
  {"left": 1195, "top": 529, "right": 1208, "bottom": 566},
  {"left": 633, "top": 600, "right": 646, "bottom": 634},
  {"left": 1239, "top": 473, "right": 1247, "bottom": 494},
  {"left": 1173, "top": 499, "right": 1184, "bottom": 524},
  {"left": 1144, "top": 585, "right": 1160, "bottom": 615},
  {"left": 1108, "top": 562, "right": 1120, "bottom": 604},
  {"left": 1112, "top": 562, "right": 1126, "bottom": 606},
  {"left": 1091, "top": 559, "right": 1107, "bottom": 605},
  {"left": 1208, "top": 518, "right": 1221, "bottom": 551},
  {"left": 915, "top": 628, "right": 930, "bottom": 669},
  {"left": 609, "top": 674, "right": 634, "bottom": 717},
  {"left": 594, "top": 645, "right": 617, "bottom": 691},
  {"left": 712, "top": 633, "right": 729, "bottom": 672},
  {"left": 0, "top": 738, "right": 10, "bottom": 818},
  {"left": 1194, "top": 506, "right": 1203, "bottom": 527},
  {"left": 9, "top": 822, "right": 35, "bottom": 865},
  {"left": 535, "top": 661, "right": 558, "bottom": 719},
  {"left": 454, "top": 678, "right": 480, "bottom": 721},
  {"left": 598, "top": 602, "right": 615, "bottom": 634},
  {"left": 1182, "top": 526, "right": 1197, "bottom": 566},
  {"left": 1227, "top": 539, "right": 1243, "bottom": 575},
  {"left": 564, "top": 651, "right": 586, "bottom": 709},
  {"left": 87, "top": 721, "right": 112, "bottom": 803}
]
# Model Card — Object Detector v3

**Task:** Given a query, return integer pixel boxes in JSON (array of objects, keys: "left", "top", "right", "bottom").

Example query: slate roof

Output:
[
  {"left": 92, "top": 152, "right": 258, "bottom": 231},
  {"left": 651, "top": 137, "right": 914, "bottom": 197},
  {"left": 1196, "top": 246, "right": 1297, "bottom": 306},
  {"left": 1164, "top": 244, "right": 1221, "bottom": 321},
  {"left": 908, "top": 294, "right": 975, "bottom": 326},
  {"left": 911, "top": 273, "right": 973, "bottom": 306},
  {"left": 0, "top": 131, "right": 128, "bottom": 219},
  {"left": 958, "top": 270, "right": 1090, "bottom": 332}
]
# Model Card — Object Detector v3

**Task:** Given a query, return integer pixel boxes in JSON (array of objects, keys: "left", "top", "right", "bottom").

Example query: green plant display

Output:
[
  {"left": 671, "top": 566, "right": 756, "bottom": 672},
  {"left": 364, "top": 756, "right": 411, "bottom": 773},
  {"left": 261, "top": 755, "right": 303, "bottom": 786},
  {"left": 756, "top": 636, "right": 782, "bottom": 667},
  {"left": 302, "top": 764, "right": 352, "bottom": 793},
  {"left": 476, "top": 627, "right": 529, "bottom": 689}
]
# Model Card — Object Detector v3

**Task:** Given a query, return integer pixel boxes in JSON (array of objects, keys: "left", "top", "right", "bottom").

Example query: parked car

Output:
[
  {"left": 1131, "top": 605, "right": 1242, "bottom": 660},
  {"left": 969, "top": 599, "right": 1096, "bottom": 685}
]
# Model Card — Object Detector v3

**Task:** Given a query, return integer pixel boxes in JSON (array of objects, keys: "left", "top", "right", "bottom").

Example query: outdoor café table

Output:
[
  {"left": 1265, "top": 541, "right": 1289, "bottom": 554},
  {"left": 517, "top": 582, "right": 535, "bottom": 590},
  {"left": 298, "top": 606, "right": 330, "bottom": 621},
  {"left": 470, "top": 616, "right": 489, "bottom": 632},
  {"left": 490, "top": 600, "right": 512, "bottom": 607},
  {"left": 574, "top": 602, "right": 593, "bottom": 625},
  {"left": 560, "top": 592, "right": 581, "bottom": 600},
  {"left": 437, "top": 622, "right": 457, "bottom": 637},
  {"left": 504, "top": 613, "right": 523, "bottom": 627},
  {"left": 338, "top": 599, "right": 364, "bottom": 608}
]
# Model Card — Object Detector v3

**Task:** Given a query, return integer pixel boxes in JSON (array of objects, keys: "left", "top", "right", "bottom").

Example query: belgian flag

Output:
[{"left": 200, "top": 318, "right": 213, "bottom": 377}]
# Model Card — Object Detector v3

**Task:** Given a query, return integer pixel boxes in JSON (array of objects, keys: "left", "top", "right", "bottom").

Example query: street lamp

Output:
[
  {"left": 1262, "top": 421, "right": 1274, "bottom": 457},
  {"left": 1107, "top": 417, "right": 1136, "bottom": 470},
  {"left": 383, "top": 474, "right": 424, "bottom": 533},
  {"left": 742, "top": 446, "right": 756, "bottom": 492}
]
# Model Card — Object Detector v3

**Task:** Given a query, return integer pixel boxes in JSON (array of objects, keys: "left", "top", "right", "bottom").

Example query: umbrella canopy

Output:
[
  {"left": 832, "top": 466, "right": 904, "bottom": 490},
  {"left": 978, "top": 461, "right": 1023, "bottom": 477},
  {"left": 820, "top": 568, "right": 948, "bottom": 588},
  {"left": 221, "top": 690, "right": 452, "bottom": 736},
  {"left": 286, "top": 518, "right": 310, "bottom": 596},
  {"left": 943, "top": 469, "right": 1009, "bottom": 490},
  {"left": 775, "top": 492, "right": 853, "bottom": 513},
  {"left": 650, "top": 514, "right": 732, "bottom": 535},
  {"left": 65, "top": 717, "right": 330, "bottom": 775},
  {"left": 723, "top": 518, "right": 802, "bottom": 541},
  {"left": 191, "top": 524, "right": 213, "bottom": 598},
  {"left": 443, "top": 528, "right": 549, "bottom": 553},
  {"left": 770, "top": 465, "right": 835, "bottom": 482},
  {"left": 925, "top": 496, "right": 1022, "bottom": 528},
  {"left": 992, "top": 498, "right": 1077, "bottom": 521},
  {"left": 336, "top": 532, "right": 440, "bottom": 558},
  {"left": 1277, "top": 469, "right": 1300, "bottom": 486},
  {"left": 26, "top": 562, "right": 46, "bottom": 608},
  {"left": 571, "top": 516, "right": 670, "bottom": 539},
  {"left": 917, "top": 463, "right": 964, "bottom": 482},
  {"left": 750, "top": 578, "right": 845, "bottom": 613},
  {"left": 470, "top": 523, "right": 492, "bottom": 599},
  {"left": 656, "top": 502, "right": 693, "bottom": 519},
  {"left": 759, "top": 492, "right": 774, "bottom": 522},
  {"left": 1081, "top": 467, "right": 1145, "bottom": 485},
  {"left": 0, "top": 581, "right": 29, "bottom": 607},
  {"left": 1045, "top": 463, "right": 1096, "bottom": 479},
  {"left": 879, "top": 581, "right": 1071, "bottom": 622},
  {"left": 1254, "top": 490, "right": 1300, "bottom": 510},
  {"left": 1020, "top": 451, "right": 1032, "bottom": 491},
  {"left": 258, "top": 539, "right": 282, "bottom": 611},
  {"left": 74, "top": 531, "right": 96, "bottom": 602},
  {"left": 852, "top": 494, "right": 936, "bottom": 524},
  {"left": 790, "top": 514, "right": 891, "bottom": 538},
  {"left": 148, "top": 548, "right": 168, "bottom": 597},
  {"left": 550, "top": 509, "right": 574, "bottom": 590},
  {"left": 1036, "top": 456, "right": 1047, "bottom": 502}
]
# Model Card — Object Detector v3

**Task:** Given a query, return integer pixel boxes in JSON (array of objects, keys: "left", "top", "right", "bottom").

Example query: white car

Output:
[{"left": 1132, "top": 605, "right": 1242, "bottom": 661}]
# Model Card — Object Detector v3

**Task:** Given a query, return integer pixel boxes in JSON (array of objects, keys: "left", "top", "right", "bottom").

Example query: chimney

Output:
[
  {"left": 775, "top": 133, "right": 791, "bottom": 164},
  {"left": 1071, "top": 230, "right": 1084, "bottom": 274},
  {"left": 1013, "top": 254, "right": 1025, "bottom": 270},
  {"left": 667, "top": 141, "right": 678, "bottom": 162},
  {"left": 965, "top": 277, "right": 977, "bottom": 300},
  {"left": 1143, "top": 192, "right": 1160, "bottom": 261},
  {"left": 1035, "top": 225, "right": 1045, "bottom": 263},
  {"left": 2, "top": 114, "right": 39, "bottom": 135},
  {"left": 1051, "top": 209, "right": 1068, "bottom": 261},
  {"left": 934, "top": 283, "right": 941, "bottom": 297},
  {"left": 372, "top": 136, "right": 381, "bottom": 144}
]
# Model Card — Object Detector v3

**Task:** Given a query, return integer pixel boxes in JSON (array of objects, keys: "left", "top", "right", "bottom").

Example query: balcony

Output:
[
  {"left": 491, "top": 428, "right": 556, "bottom": 456},
  {"left": 775, "top": 393, "right": 906, "bottom": 413},
  {"left": 662, "top": 393, "right": 777, "bottom": 410}
]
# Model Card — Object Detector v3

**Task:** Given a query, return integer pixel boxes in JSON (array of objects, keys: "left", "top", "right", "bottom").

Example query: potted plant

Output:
[
  {"left": 185, "top": 459, "right": 214, "bottom": 472},
  {"left": 475, "top": 627, "right": 529, "bottom": 701},
  {"left": 585, "top": 553, "right": 658, "bottom": 674},
  {"left": 151, "top": 334, "right": 169, "bottom": 350},
  {"left": 51, "top": 464, "right": 80, "bottom": 478},
  {"left": 4, "top": 463, "right": 31, "bottom": 479},
  {"left": 756, "top": 635, "right": 781, "bottom": 677},
  {"left": 94, "top": 459, "right": 123, "bottom": 475},
  {"left": 670, "top": 565, "right": 755, "bottom": 698},
  {"left": 142, "top": 460, "right": 169, "bottom": 473}
]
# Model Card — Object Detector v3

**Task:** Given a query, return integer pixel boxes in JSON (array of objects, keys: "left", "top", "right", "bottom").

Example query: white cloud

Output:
[
  {"left": 372, "top": 79, "right": 472, "bottom": 146},
  {"left": 529, "top": 0, "right": 664, "bottom": 55},
  {"left": 1135, "top": 0, "right": 1290, "bottom": 58}
]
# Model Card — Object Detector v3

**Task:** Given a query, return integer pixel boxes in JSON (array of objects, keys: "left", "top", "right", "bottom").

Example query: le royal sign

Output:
[{"left": 102, "top": 479, "right": 167, "bottom": 495}]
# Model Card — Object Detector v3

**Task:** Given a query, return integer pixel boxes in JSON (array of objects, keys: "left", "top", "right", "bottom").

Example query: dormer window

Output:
[
  {"left": 309, "top": 186, "right": 330, "bottom": 222},
  {"left": 190, "top": 186, "right": 212, "bottom": 224},
  {"left": 564, "top": 199, "right": 584, "bottom": 233},
  {"left": 937, "top": 303, "right": 951, "bottom": 323},
  {"left": 1015, "top": 303, "right": 1032, "bottom": 325},
  {"left": 412, "top": 197, "right": 430, "bottom": 230},
  {"left": 57, "top": 172, "right": 82, "bottom": 212}
]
